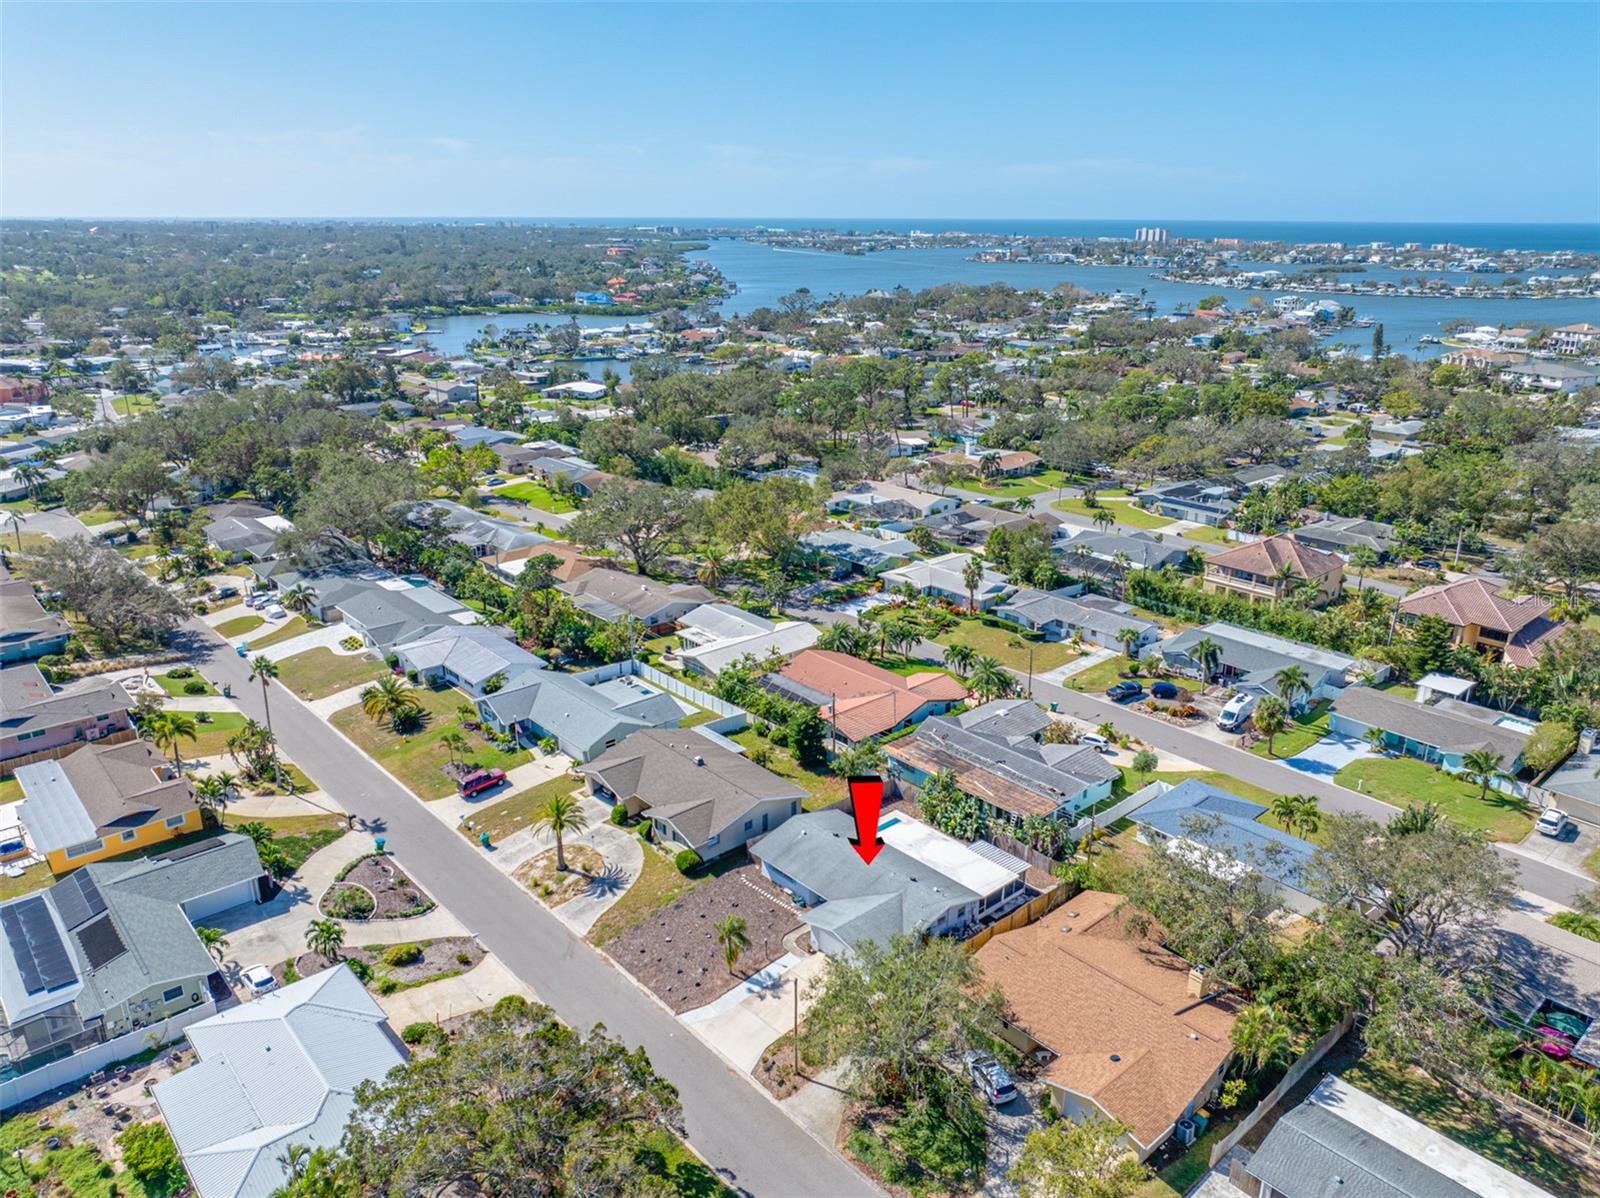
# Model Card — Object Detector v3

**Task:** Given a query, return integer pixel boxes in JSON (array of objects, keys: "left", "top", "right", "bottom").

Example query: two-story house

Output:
[
  {"left": 0, "top": 665, "right": 135, "bottom": 773},
  {"left": 1202, "top": 534, "right": 1343, "bottom": 607},
  {"left": 1398, "top": 577, "right": 1569, "bottom": 668}
]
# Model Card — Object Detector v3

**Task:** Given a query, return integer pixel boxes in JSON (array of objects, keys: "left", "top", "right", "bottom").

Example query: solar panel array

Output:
[
  {"left": 53, "top": 870, "right": 106, "bottom": 930},
  {"left": 2, "top": 895, "right": 76, "bottom": 994},
  {"left": 76, "top": 914, "right": 127, "bottom": 969}
]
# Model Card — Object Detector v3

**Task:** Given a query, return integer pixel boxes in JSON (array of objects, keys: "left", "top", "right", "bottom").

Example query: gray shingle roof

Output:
[{"left": 1328, "top": 688, "right": 1529, "bottom": 767}]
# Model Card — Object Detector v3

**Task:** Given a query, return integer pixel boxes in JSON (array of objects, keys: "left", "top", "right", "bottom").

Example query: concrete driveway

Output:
[
  {"left": 1508, "top": 816, "right": 1595, "bottom": 879},
  {"left": 1281, "top": 733, "right": 1374, "bottom": 779}
]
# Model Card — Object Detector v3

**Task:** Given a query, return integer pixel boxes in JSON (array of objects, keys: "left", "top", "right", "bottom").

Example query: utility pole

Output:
[
  {"left": 1027, "top": 647, "right": 1034, "bottom": 698},
  {"left": 792, "top": 975, "right": 800, "bottom": 1076}
]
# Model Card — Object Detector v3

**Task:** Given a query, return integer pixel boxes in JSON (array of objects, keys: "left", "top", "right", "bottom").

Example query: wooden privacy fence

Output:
[
  {"left": 1206, "top": 1013, "right": 1355, "bottom": 1168},
  {"left": 0, "top": 727, "right": 137, "bottom": 778},
  {"left": 964, "top": 880, "right": 1075, "bottom": 953}
]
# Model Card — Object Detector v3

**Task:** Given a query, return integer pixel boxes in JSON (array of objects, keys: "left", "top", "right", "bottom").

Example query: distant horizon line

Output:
[{"left": 5, "top": 214, "right": 1598, "bottom": 228}]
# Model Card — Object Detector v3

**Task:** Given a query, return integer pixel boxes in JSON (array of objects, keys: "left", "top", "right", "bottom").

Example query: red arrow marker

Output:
[{"left": 848, "top": 775, "right": 885, "bottom": 865}]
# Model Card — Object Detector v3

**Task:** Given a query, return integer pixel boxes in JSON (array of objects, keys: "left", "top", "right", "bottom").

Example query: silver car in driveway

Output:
[{"left": 962, "top": 1051, "right": 1018, "bottom": 1106}]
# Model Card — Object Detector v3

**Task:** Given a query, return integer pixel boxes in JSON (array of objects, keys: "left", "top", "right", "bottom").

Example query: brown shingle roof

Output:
[
  {"left": 1207, "top": 534, "right": 1343, "bottom": 582},
  {"left": 974, "top": 891, "right": 1239, "bottom": 1150}
]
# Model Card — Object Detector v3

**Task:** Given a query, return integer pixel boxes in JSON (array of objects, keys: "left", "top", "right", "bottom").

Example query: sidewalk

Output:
[{"left": 1036, "top": 646, "right": 1114, "bottom": 686}]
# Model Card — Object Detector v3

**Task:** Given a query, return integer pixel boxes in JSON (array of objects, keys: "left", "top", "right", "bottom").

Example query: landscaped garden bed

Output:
[
  {"left": 284, "top": 936, "right": 485, "bottom": 996},
  {"left": 320, "top": 853, "right": 437, "bottom": 920},
  {"left": 513, "top": 844, "right": 605, "bottom": 905}
]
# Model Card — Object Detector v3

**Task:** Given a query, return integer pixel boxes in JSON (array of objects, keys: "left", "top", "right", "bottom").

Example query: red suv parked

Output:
[{"left": 459, "top": 768, "right": 507, "bottom": 797}]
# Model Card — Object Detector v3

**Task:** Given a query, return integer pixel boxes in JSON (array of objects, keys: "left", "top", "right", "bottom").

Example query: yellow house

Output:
[{"left": 15, "top": 739, "right": 202, "bottom": 874}]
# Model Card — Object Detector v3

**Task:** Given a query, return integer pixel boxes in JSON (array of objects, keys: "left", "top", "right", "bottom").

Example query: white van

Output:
[{"left": 1217, "top": 691, "right": 1258, "bottom": 732}]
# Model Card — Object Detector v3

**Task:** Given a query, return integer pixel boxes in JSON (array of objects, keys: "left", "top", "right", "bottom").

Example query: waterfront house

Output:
[
  {"left": 1328, "top": 686, "right": 1531, "bottom": 780},
  {"left": 880, "top": 552, "right": 1013, "bottom": 610},
  {"left": 993, "top": 588, "right": 1158, "bottom": 649},
  {"left": 762, "top": 649, "right": 967, "bottom": 746},
  {"left": 577, "top": 729, "right": 804, "bottom": 860},
  {"left": 1202, "top": 534, "right": 1343, "bottom": 607},
  {"left": 1550, "top": 322, "right": 1600, "bottom": 356},
  {"left": 0, "top": 664, "right": 135, "bottom": 773},
  {"left": 559, "top": 568, "right": 716, "bottom": 632},
  {"left": 1398, "top": 576, "right": 1568, "bottom": 668},
  {"left": 154, "top": 965, "right": 407, "bottom": 1198},
  {"left": 974, "top": 890, "right": 1239, "bottom": 1162},
  {"left": 0, "top": 834, "right": 265, "bottom": 1107},
  {"left": 1500, "top": 360, "right": 1600, "bottom": 393},
  {"left": 16, "top": 738, "right": 202, "bottom": 874},
  {"left": 0, "top": 580, "right": 71, "bottom": 663},
  {"left": 540, "top": 380, "right": 609, "bottom": 402},
  {"left": 886, "top": 699, "right": 1119, "bottom": 826}
]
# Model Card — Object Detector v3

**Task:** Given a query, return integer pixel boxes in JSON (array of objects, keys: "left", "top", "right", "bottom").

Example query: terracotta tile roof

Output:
[
  {"left": 1400, "top": 577, "right": 1551, "bottom": 636},
  {"left": 974, "top": 891, "right": 1239, "bottom": 1151},
  {"left": 483, "top": 541, "right": 596, "bottom": 583},
  {"left": 1207, "top": 534, "right": 1343, "bottom": 582},
  {"left": 773, "top": 649, "right": 966, "bottom": 742}
]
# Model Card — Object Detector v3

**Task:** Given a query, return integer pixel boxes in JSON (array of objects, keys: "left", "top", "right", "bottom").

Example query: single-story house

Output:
[
  {"left": 391, "top": 625, "right": 546, "bottom": 697},
  {"left": 751, "top": 809, "right": 1022, "bottom": 957},
  {"left": 672, "top": 603, "right": 819, "bottom": 677},
  {"left": 880, "top": 552, "right": 1013, "bottom": 611},
  {"left": 482, "top": 542, "right": 596, "bottom": 586},
  {"left": 559, "top": 568, "right": 716, "bottom": 631},
  {"left": 17, "top": 738, "right": 202, "bottom": 874},
  {"left": 202, "top": 503, "right": 294, "bottom": 562},
  {"left": 1289, "top": 515, "right": 1397, "bottom": 559},
  {"left": 1130, "top": 779, "right": 1319, "bottom": 914},
  {"left": 0, "top": 834, "right": 265, "bottom": 1106},
  {"left": 335, "top": 580, "right": 479, "bottom": 651},
  {"left": 1135, "top": 478, "right": 1238, "bottom": 526},
  {"left": 974, "top": 890, "right": 1240, "bottom": 1161},
  {"left": 577, "top": 728, "right": 804, "bottom": 859},
  {"left": 800, "top": 527, "right": 920, "bottom": 576},
  {"left": 451, "top": 425, "right": 521, "bottom": 448},
  {"left": 154, "top": 965, "right": 407, "bottom": 1198},
  {"left": 477, "top": 668, "right": 685, "bottom": 760},
  {"left": 0, "top": 664, "right": 135, "bottom": 771},
  {"left": 408, "top": 499, "right": 552, "bottom": 558},
  {"left": 827, "top": 481, "right": 960, "bottom": 522},
  {"left": 763, "top": 649, "right": 968, "bottom": 746},
  {"left": 541, "top": 380, "right": 609, "bottom": 402},
  {"left": 1244, "top": 1074, "right": 1557, "bottom": 1198},
  {"left": 927, "top": 448, "right": 1041, "bottom": 478},
  {"left": 0, "top": 580, "right": 71, "bottom": 663},
  {"left": 1055, "top": 528, "right": 1189, "bottom": 577},
  {"left": 993, "top": 588, "right": 1158, "bottom": 649},
  {"left": 886, "top": 699, "right": 1119, "bottom": 825},
  {"left": 1157, "top": 623, "right": 1374, "bottom": 707},
  {"left": 1328, "top": 686, "right": 1532, "bottom": 778},
  {"left": 923, "top": 502, "right": 1063, "bottom": 548}
]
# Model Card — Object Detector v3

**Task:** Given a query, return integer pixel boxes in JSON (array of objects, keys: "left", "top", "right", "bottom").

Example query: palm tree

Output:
[
  {"left": 1272, "top": 665, "right": 1310, "bottom": 713},
  {"left": 194, "top": 774, "right": 232, "bottom": 828},
  {"left": 715, "top": 914, "right": 750, "bottom": 976},
  {"left": 1387, "top": 801, "right": 1441, "bottom": 837},
  {"left": 1461, "top": 748, "right": 1502, "bottom": 802},
  {"left": 1270, "top": 560, "right": 1300, "bottom": 602},
  {"left": 1092, "top": 507, "right": 1115, "bottom": 534},
  {"left": 830, "top": 739, "right": 886, "bottom": 779},
  {"left": 440, "top": 729, "right": 469, "bottom": 768},
  {"left": 696, "top": 544, "right": 728, "bottom": 589},
  {"left": 306, "top": 918, "right": 345, "bottom": 962},
  {"left": 1270, "top": 793, "right": 1301, "bottom": 831},
  {"left": 360, "top": 675, "right": 422, "bottom": 730},
  {"left": 1252, "top": 695, "right": 1288, "bottom": 756},
  {"left": 1363, "top": 726, "right": 1390, "bottom": 756},
  {"left": 249, "top": 655, "right": 283, "bottom": 785},
  {"left": 943, "top": 641, "right": 976, "bottom": 677},
  {"left": 530, "top": 792, "right": 590, "bottom": 872},
  {"left": 146, "top": 709, "right": 198, "bottom": 769},
  {"left": 1191, "top": 635, "right": 1222, "bottom": 685},
  {"left": 1115, "top": 626, "right": 1142, "bottom": 660},
  {"left": 278, "top": 583, "right": 315, "bottom": 614},
  {"left": 1291, "top": 794, "right": 1321, "bottom": 839},
  {"left": 961, "top": 555, "right": 984, "bottom": 613},
  {"left": 1349, "top": 546, "right": 1378, "bottom": 591},
  {"left": 1, "top": 509, "right": 25, "bottom": 553},
  {"left": 197, "top": 927, "right": 229, "bottom": 963},
  {"left": 968, "top": 655, "right": 1014, "bottom": 702},
  {"left": 1012, "top": 495, "right": 1034, "bottom": 513},
  {"left": 1230, "top": 1003, "right": 1294, "bottom": 1076},
  {"left": 817, "top": 621, "right": 857, "bottom": 655}
]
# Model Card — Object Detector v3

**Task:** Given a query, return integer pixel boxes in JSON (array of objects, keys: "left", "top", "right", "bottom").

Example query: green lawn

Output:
[
  {"left": 247, "top": 615, "right": 315, "bottom": 648},
  {"left": 1051, "top": 496, "right": 1173, "bottom": 530},
  {"left": 188, "top": 711, "right": 249, "bottom": 757},
  {"left": 963, "top": 468, "right": 1076, "bottom": 500},
  {"left": 1178, "top": 523, "right": 1234, "bottom": 545},
  {"left": 276, "top": 647, "right": 391, "bottom": 701},
  {"left": 215, "top": 613, "right": 264, "bottom": 639},
  {"left": 153, "top": 670, "right": 217, "bottom": 697},
  {"left": 331, "top": 684, "right": 530, "bottom": 799},
  {"left": 729, "top": 728, "right": 846, "bottom": 811},
  {"left": 1251, "top": 702, "right": 1331, "bottom": 760},
  {"left": 0, "top": 859, "right": 51, "bottom": 901},
  {"left": 497, "top": 480, "right": 578, "bottom": 512},
  {"left": 1063, "top": 655, "right": 1185, "bottom": 694},
  {"left": 935, "top": 619, "right": 1080, "bottom": 672},
  {"left": 456, "top": 773, "right": 583, "bottom": 845},
  {"left": 633, "top": 1128, "right": 736, "bottom": 1198},
  {"left": 1340, "top": 1055, "right": 1595, "bottom": 1197},
  {"left": 1336, "top": 756, "right": 1534, "bottom": 841}
]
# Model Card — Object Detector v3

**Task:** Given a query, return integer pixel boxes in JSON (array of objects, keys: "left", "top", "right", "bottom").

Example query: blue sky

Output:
[{"left": 4, "top": 2, "right": 1597, "bottom": 221}]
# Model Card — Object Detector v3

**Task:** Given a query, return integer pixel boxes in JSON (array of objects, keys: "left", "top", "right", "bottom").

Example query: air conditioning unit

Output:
[{"left": 1175, "top": 1119, "right": 1197, "bottom": 1147}]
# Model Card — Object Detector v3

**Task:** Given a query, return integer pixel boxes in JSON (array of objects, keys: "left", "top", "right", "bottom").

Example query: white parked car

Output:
[
  {"left": 1536, "top": 809, "right": 1574, "bottom": 839},
  {"left": 241, "top": 964, "right": 278, "bottom": 997},
  {"left": 263, "top": 604, "right": 287, "bottom": 620},
  {"left": 1078, "top": 732, "right": 1114, "bottom": 753}
]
